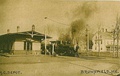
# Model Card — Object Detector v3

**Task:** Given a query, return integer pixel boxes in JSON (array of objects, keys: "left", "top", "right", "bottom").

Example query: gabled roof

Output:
[
  {"left": 99, "top": 32, "right": 113, "bottom": 39},
  {"left": 93, "top": 31, "right": 113, "bottom": 40},
  {"left": 0, "top": 30, "right": 52, "bottom": 42}
]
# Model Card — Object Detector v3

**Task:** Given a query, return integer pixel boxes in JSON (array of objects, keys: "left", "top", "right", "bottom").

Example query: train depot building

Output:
[{"left": 0, "top": 25, "right": 51, "bottom": 55}]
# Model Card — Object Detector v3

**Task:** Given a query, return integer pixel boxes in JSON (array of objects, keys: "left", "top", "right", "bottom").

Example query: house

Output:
[
  {"left": 92, "top": 28, "right": 120, "bottom": 52},
  {"left": 0, "top": 25, "right": 51, "bottom": 55}
]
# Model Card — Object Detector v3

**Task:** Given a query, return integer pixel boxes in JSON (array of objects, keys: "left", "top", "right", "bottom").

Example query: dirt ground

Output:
[{"left": 0, "top": 55, "right": 120, "bottom": 76}]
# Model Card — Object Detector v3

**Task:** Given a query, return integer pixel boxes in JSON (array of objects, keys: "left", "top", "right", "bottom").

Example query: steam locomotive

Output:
[{"left": 41, "top": 41, "right": 76, "bottom": 56}]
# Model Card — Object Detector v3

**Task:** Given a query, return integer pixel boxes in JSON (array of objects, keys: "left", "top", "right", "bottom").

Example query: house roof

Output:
[
  {"left": 99, "top": 32, "right": 113, "bottom": 39},
  {"left": 0, "top": 30, "right": 52, "bottom": 42},
  {"left": 93, "top": 31, "right": 114, "bottom": 40}
]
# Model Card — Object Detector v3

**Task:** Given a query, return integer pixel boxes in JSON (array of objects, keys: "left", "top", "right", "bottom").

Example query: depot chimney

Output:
[
  {"left": 32, "top": 25, "right": 35, "bottom": 31},
  {"left": 17, "top": 26, "right": 20, "bottom": 32},
  {"left": 7, "top": 29, "right": 10, "bottom": 34}
]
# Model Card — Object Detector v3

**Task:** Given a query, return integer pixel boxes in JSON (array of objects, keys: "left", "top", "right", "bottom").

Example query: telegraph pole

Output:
[
  {"left": 45, "top": 31, "right": 47, "bottom": 55},
  {"left": 116, "top": 32, "right": 119, "bottom": 58},
  {"left": 98, "top": 27, "right": 100, "bottom": 57},
  {"left": 116, "top": 21, "right": 119, "bottom": 58},
  {"left": 114, "top": 15, "right": 120, "bottom": 58},
  {"left": 44, "top": 17, "right": 47, "bottom": 55},
  {"left": 113, "top": 29, "right": 115, "bottom": 57},
  {"left": 86, "top": 25, "right": 89, "bottom": 56}
]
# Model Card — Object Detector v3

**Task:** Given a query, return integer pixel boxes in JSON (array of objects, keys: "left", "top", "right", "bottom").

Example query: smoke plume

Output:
[{"left": 70, "top": 2, "right": 98, "bottom": 44}]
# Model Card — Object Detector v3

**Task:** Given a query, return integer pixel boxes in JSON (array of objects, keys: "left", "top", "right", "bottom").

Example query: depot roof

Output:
[{"left": 0, "top": 30, "right": 52, "bottom": 42}]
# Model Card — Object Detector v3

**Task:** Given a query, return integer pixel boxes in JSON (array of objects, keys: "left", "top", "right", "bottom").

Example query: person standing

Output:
[{"left": 74, "top": 43, "right": 80, "bottom": 57}]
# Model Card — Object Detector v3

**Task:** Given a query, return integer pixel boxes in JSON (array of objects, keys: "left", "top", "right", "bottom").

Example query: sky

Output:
[{"left": 0, "top": 0, "right": 120, "bottom": 40}]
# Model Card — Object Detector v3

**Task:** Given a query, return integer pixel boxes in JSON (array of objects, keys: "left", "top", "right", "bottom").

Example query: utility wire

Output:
[{"left": 44, "top": 17, "right": 68, "bottom": 26}]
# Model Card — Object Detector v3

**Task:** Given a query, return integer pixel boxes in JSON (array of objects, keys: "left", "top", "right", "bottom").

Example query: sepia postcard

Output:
[{"left": 0, "top": 0, "right": 120, "bottom": 76}]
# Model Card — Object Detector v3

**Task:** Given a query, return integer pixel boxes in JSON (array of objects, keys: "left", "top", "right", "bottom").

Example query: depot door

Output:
[{"left": 24, "top": 41, "right": 32, "bottom": 51}]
